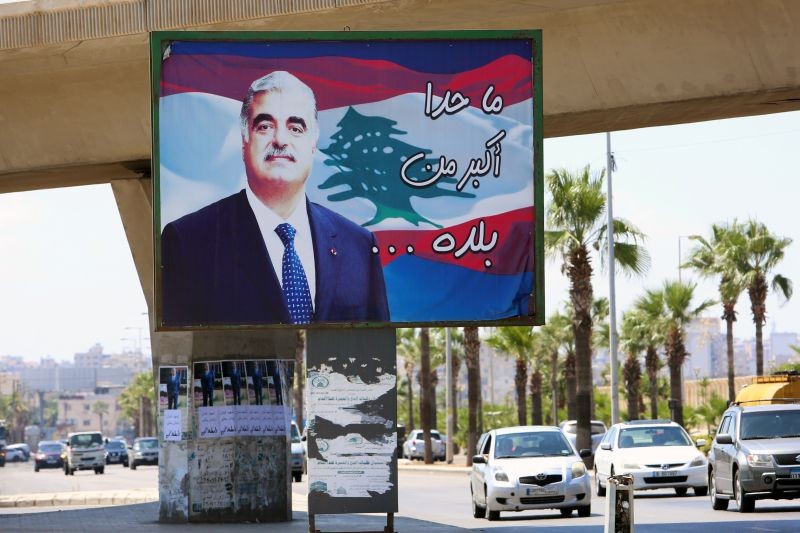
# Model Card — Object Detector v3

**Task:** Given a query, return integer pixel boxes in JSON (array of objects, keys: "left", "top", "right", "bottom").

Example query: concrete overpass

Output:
[{"left": 1, "top": 0, "right": 798, "bottom": 522}]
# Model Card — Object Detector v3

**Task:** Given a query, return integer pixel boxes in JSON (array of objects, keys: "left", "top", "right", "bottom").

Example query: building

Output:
[
  {"left": 683, "top": 317, "right": 720, "bottom": 379},
  {"left": 55, "top": 391, "right": 126, "bottom": 439},
  {"left": 769, "top": 332, "right": 799, "bottom": 370}
]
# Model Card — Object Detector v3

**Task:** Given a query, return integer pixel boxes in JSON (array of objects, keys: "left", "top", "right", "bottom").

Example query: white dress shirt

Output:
[{"left": 246, "top": 187, "right": 317, "bottom": 309}]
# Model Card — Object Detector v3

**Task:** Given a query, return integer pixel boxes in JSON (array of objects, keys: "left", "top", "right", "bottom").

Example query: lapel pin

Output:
[{"left": 330, "top": 248, "right": 337, "bottom": 256}]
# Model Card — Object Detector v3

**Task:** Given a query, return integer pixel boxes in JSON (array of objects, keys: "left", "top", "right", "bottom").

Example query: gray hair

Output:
[{"left": 239, "top": 71, "right": 318, "bottom": 141}]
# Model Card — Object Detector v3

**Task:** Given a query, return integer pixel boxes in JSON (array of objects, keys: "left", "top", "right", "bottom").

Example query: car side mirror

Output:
[
  {"left": 600, "top": 442, "right": 612, "bottom": 451},
  {"left": 716, "top": 433, "right": 733, "bottom": 445},
  {"left": 301, "top": 435, "right": 307, "bottom": 442},
  {"left": 695, "top": 439, "right": 707, "bottom": 448},
  {"left": 579, "top": 449, "right": 592, "bottom": 458},
  {"left": 472, "top": 454, "right": 486, "bottom": 464}
]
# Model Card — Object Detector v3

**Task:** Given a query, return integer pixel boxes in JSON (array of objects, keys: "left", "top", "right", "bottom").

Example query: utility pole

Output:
[{"left": 607, "top": 132, "right": 620, "bottom": 425}]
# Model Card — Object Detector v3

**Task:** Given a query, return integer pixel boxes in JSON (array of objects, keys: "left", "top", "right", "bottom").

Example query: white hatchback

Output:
[
  {"left": 593, "top": 420, "right": 708, "bottom": 497},
  {"left": 470, "top": 426, "right": 592, "bottom": 521}
]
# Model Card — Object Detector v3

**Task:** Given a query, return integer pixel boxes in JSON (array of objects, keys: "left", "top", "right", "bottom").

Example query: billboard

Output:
[{"left": 151, "top": 30, "right": 543, "bottom": 329}]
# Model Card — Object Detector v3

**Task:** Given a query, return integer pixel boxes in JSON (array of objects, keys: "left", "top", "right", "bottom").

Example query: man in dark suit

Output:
[
  {"left": 167, "top": 367, "right": 181, "bottom": 409},
  {"left": 161, "top": 70, "right": 389, "bottom": 326},
  {"left": 230, "top": 362, "right": 242, "bottom": 406},
  {"left": 201, "top": 363, "right": 215, "bottom": 407},
  {"left": 252, "top": 362, "right": 264, "bottom": 406}
]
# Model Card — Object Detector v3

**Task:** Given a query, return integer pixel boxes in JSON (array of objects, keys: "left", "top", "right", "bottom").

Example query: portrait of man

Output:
[
  {"left": 198, "top": 362, "right": 216, "bottom": 407},
  {"left": 161, "top": 70, "right": 390, "bottom": 327},
  {"left": 223, "top": 360, "right": 245, "bottom": 406},
  {"left": 247, "top": 360, "right": 265, "bottom": 406},
  {"left": 159, "top": 366, "right": 187, "bottom": 411},
  {"left": 167, "top": 367, "right": 181, "bottom": 409}
]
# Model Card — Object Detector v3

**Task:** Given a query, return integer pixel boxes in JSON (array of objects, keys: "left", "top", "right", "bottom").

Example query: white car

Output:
[
  {"left": 402, "top": 429, "right": 445, "bottom": 461},
  {"left": 470, "top": 426, "right": 592, "bottom": 521},
  {"left": 594, "top": 420, "right": 708, "bottom": 497},
  {"left": 559, "top": 420, "right": 607, "bottom": 453},
  {"left": 290, "top": 421, "right": 306, "bottom": 482}
]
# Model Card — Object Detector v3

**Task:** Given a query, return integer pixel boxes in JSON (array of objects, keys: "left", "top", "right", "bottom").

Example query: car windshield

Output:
[
  {"left": 106, "top": 441, "right": 125, "bottom": 450},
  {"left": 494, "top": 431, "right": 574, "bottom": 458},
  {"left": 70, "top": 434, "right": 103, "bottom": 448},
  {"left": 39, "top": 443, "right": 62, "bottom": 453},
  {"left": 291, "top": 424, "right": 301, "bottom": 443},
  {"left": 618, "top": 426, "right": 692, "bottom": 448},
  {"left": 740, "top": 410, "right": 800, "bottom": 440},
  {"left": 138, "top": 439, "right": 158, "bottom": 449}
]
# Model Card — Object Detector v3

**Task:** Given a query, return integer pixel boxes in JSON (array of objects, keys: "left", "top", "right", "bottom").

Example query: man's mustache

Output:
[{"left": 263, "top": 146, "right": 296, "bottom": 162}]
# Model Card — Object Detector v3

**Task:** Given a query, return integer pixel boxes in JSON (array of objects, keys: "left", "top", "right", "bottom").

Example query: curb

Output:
[{"left": 0, "top": 490, "right": 158, "bottom": 509}]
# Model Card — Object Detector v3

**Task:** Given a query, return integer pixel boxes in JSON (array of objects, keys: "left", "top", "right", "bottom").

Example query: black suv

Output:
[{"left": 708, "top": 403, "right": 800, "bottom": 512}]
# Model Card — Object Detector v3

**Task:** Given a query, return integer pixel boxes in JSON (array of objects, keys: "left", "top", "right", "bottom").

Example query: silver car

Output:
[
  {"left": 402, "top": 429, "right": 445, "bottom": 461},
  {"left": 559, "top": 420, "right": 607, "bottom": 454},
  {"left": 708, "top": 403, "right": 800, "bottom": 512}
]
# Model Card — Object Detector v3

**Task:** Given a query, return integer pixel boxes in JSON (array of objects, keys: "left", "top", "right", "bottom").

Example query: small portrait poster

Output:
[{"left": 159, "top": 365, "right": 189, "bottom": 440}]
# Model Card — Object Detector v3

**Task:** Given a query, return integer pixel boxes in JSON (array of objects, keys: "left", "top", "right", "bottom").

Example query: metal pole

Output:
[
  {"left": 607, "top": 132, "right": 620, "bottom": 426},
  {"left": 445, "top": 328, "right": 454, "bottom": 464}
]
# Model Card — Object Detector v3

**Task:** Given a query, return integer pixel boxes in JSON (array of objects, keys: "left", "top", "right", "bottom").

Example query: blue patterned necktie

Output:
[{"left": 274, "top": 222, "right": 313, "bottom": 324}]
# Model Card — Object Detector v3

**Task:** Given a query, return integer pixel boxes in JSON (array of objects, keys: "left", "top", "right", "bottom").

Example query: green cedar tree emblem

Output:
[{"left": 319, "top": 107, "right": 474, "bottom": 228}]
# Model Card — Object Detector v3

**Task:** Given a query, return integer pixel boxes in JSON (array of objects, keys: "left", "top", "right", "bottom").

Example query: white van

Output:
[{"left": 64, "top": 431, "right": 105, "bottom": 475}]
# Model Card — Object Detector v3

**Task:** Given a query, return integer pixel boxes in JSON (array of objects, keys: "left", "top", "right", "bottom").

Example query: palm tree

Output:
[
  {"left": 119, "top": 371, "right": 157, "bottom": 437},
  {"left": 632, "top": 290, "right": 667, "bottom": 419},
  {"left": 540, "top": 311, "right": 571, "bottom": 424},
  {"left": 464, "top": 326, "right": 481, "bottom": 466},
  {"left": 294, "top": 330, "right": 306, "bottom": 430},
  {"left": 396, "top": 328, "right": 420, "bottom": 430},
  {"left": 619, "top": 311, "right": 646, "bottom": 421},
  {"left": 92, "top": 401, "right": 110, "bottom": 433},
  {"left": 660, "top": 280, "right": 715, "bottom": 426},
  {"left": 545, "top": 165, "right": 649, "bottom": 454},
  {"left": 732, "top": 220, "right": 793, "bottom": 375},
  {"left": 486, "top": 326, "right": 535, "bottom": 425},
  {"left": 685, "top": 222, "right": 747, "bottom": 401},
  {"left": 418, "top": 328, "right": 434, "bottom": 464}
]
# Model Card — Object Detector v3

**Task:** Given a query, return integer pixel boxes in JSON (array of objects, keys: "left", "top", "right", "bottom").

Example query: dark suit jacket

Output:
[{"left": 161, "top": 189, "right": 389, "bottom": 326}]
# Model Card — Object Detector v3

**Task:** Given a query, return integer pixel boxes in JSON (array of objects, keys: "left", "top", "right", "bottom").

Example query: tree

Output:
[
  {"left": 464, "top": 326, "right": 481, "bottom": 466},
  {"left": 119, "top": 371, "right": 157, "bottom": 438},
  {"left": 540, "top": 311, "right": 572, "bottom": 424},
  {"left": 732, "top": 220, "right": 793, "bottom": 376},
  {"left": 294, "top": 330, "right": 306, "bottom": 431},
  {"left": 92, "top": 401, "right": 109, "bottom": 434},
  {"left": 685, "top": 222, "right": 747, "bottom": 401},
  {"left": 418, "top": 328, "right": 434, "bottom": 464},
  {"left": 660, "top": 280, "right": 714, "bottom": 426},
  {"left": 619, "top": 311, "right": 647, "bottom": 420},
  {"left": 486, "top": 327, "right": 535, "bottom": 426},
  {"left": 545, "top": 165, "right": 649, "bottom": 456},
  {"left": 396, "top": 328, "right": 420, "bottom": 430},
  {"left": 632, "top": 290, "right": 667, "bottom": 419}
]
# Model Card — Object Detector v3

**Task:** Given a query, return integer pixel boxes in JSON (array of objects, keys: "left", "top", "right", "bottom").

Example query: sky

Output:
[{"left": 1, "top": 109, "right": 798, "bottom": 362}]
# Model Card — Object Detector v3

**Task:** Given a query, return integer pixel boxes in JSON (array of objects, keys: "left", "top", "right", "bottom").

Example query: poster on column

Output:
[
  {"left": 306, "top": 329, "right": 397, "bottom": 514},
  {"left": 159, "top": 365, "right": 189, "bottom": 440},
  {"left": 193, "top": 359, "right": 292, "bottom": 438},
  {"left": 151, "top": 30, "right": 544, "bottom": 331}
]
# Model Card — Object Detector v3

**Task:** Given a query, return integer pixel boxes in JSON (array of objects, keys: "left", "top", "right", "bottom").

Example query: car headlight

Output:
[
  {"left": 494, "top": 470, "right": 509, "bottom": 482},
  {"left": 571, "top": 461, "right": 586, "bottom": 478},
  {"left": 621, "top": 462, "right": 641, "bottom": 470},
  {"left": 689, "top": 455, "right": 706, "bottom": 467},
  {"left": 746, "top": 454, "right": 773, "bottom": 467}
]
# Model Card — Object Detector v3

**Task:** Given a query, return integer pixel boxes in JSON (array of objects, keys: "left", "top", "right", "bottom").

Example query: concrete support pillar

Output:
[{"left": 112, "top": 177, "right": 294, "bottom": 523}]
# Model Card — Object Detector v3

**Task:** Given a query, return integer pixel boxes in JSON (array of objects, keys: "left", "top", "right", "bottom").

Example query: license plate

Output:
[
  {"left": 47, "top": 458, "right": 56, "bottom": 463},
  {"left": 654, "top": 470, "right": 677, "bottom": 477},
  {"left": 791, "top": 469, "right": 800, "bottom": 479},
  {"left": 526, "top": 487, "right": 559, "bottom": 496}
]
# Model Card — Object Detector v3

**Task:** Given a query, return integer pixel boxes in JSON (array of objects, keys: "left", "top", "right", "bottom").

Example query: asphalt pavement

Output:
[{"left": 0, "top": 456, "right": 474, "bottom": 532}]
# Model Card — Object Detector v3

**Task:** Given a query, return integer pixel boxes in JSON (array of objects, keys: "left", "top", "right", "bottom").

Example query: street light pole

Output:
[
  {"left": 445, "top": 328, "right": 454, "bottom": 464},
  {"left": 606, "top": 132, "right": 620, "bottom": 426}
]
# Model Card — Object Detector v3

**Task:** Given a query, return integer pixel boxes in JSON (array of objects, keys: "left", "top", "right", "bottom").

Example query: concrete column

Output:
[{"left": 112, "top": 177, "right": 294, "bottom": 523}]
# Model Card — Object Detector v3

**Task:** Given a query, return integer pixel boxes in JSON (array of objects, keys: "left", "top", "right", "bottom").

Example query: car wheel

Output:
[
  {"left": 471, "top": 488, "right": 486, "bottom": 519},
  {"left": 577, "top": 504, "right": 591, "bottom": 518},
  {"left": 35, "top": 464, "right": 40, "bottom": 472},
  {"left": 69, "top": 468, "right": 75, "bottom": 476},
  {"left": 694, "top": 486, "right": 708, "bottom": 497},
  {"left": 131, "top": 461, "right": 137, "bottom": 470},
  {"left": 559, "top": 508, "right": 573, "bottom": 517},
  {"left": 94, "top": 467, "right": 100, "bottom": 475},
  {"left": 64, "top": 465, "right": 69, "bottom": 476},
  {"left": 675, "top": 487, "right": 688, "bottom": 497},
  {"left": 487, "top": 510, "right": 500, "bottom": 521},
  {"left": 710, "top": 470, "right": 728, "bottom": 510},
  {"left": 734, "top": 469, "right": 754, "bottom": 513},
  {"left": 293, "top": 471, "right": 302, "bottom": 482},
  {"left": 595, "top": 468, "right": 606, "bottom": 497},
  {"left": 123, "top": 461, "right": 129, "bottom": 468},
  {"left": 99, "top": 466, "right": 105, "bottom": 474}
]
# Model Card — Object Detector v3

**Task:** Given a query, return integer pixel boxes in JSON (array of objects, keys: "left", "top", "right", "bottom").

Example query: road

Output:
[{"left": 2, "top": 460, "right": 799, "bottom": 531}]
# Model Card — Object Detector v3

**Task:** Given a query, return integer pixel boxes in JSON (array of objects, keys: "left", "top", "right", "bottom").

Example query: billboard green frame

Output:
[{"left": 149, "top": 29, "right": 543, "bottom": 331}]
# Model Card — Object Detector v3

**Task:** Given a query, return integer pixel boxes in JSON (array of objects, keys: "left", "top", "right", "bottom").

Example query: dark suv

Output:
[{"left": 708, "top": 403, "right": 800, "bottom": 512}]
